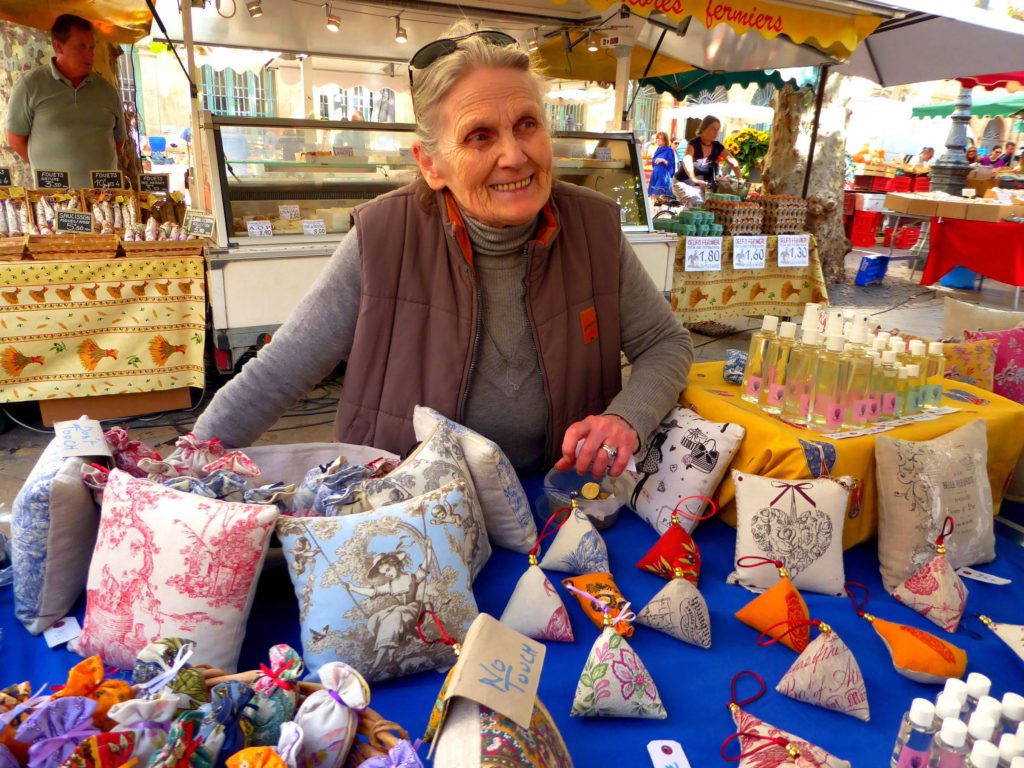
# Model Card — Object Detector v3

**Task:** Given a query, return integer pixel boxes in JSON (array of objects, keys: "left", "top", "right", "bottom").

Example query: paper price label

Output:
[
  {"left": 0, "top": 167, "right": 11, "bottom": 186},
  {"left": 648, "top": 740, "right": 693, "bottom": 768},
  {"left": 44, "top": 617, "right": 82, "bottom": 648},
  {"left": 55, "top": 211, "right": 93, "bottom": 233},
  {"left": 778, "top": 234, "right": 810, "bottom": 267},
  {"left": 183, "top": 209, "right": 215, "bottom": 237},
  {"left": 35, "top": 169, "right": 70, "bottom": 189},
  {"left": 139, "top": 173, "right": 170, "bottom": 193},
  {"left": 246, "top": 220, "right": 274, "bottom": 238},
  {"left": 594, "top": 147, "right": 613, "bottom": 161},
  {"left": 90, "top": 170, "right": 124, "bottom": 188},
  {"left": 55, "top": 417, "right": 112, "bottom": 458},
  {"left": 278, "top": 204, "right": 301, "bottom": 220},
  {"left": 956, "top": 567, "right": 1011, "bottom": 585},
  {"left": 684, "top": 236, "right": 723, "bottom": 272},
  {"left": 443, "top": 613, "right": 544, "bottom": 730},
  {"left": 333, "top": 146, "right": 355, "bottom": 157},
  {"left": 302, "top": 219, "right": 327, "bottom": 236},
  {"left": 733, "top": 235, "right": 767, "bottom": 270}
]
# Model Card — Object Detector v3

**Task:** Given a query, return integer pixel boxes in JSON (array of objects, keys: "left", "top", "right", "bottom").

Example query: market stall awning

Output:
[
  {"left": 535, "top": 34, "right": 693, "bottom": 81},
  {"left": 640, "top": 68, "right": 813, "bottom": 101},
  {"left": 665, "top": 102, "right": 775, "bottom": 123},
  {"left": 912, "top": 93, "right": 1024, "bottom": 120},
  {"left": 958, "top": 71, "right": 1024, "bottom": 93},
  {"left": 0, "top": 0, "right": 152, "bottom": 43}
]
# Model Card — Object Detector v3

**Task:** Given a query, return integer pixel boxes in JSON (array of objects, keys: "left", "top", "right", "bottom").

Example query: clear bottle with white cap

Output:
[
  {"left": 924, "top": 341, "right": 947, "bottom": 409},
  {"left": 930, "top": 717, "right": 970, "bottom": 767},
  {"left": 876, "top": 351, "right": 901, "bottom": 420},
  {"left": 781, "top": 327, "right": 820, "bottom": 424},
  {"left": 968, "top": 714, "right": 999, "bottom": 752},
  {"left": 938, "top": 692, "right": 969, "bottom": 728},
  {"left": 741, "top": 315, "right": 779, "bottom": 403},
  {"left": 896, "top": 366, "right": 911, "bottom": 417},
  {"left": 1001, "top": 694, "right": 1024, "bottom": 739},
  {"left": 905, "top": 363, "right": 924, "bottom": 415},
  {"left": 967, "top": 741, "right": 1001, "bottom": 768},
  {"left": 944, "top": 678, "right": 970, "bottom": 717},
  {"left": 909, "top": 341, "right": 930, "bottom": 406},
  {"left": 839, "top": 322, "right": 874, "bottom": 428},
  {"left": 893, "top": 698, "right": 939, "bottom": 767},
  {"left": 874, "top": 336, "right": 891, "bottom": 354},
  {"left": 810, "top": 335, "right": 846, "bottom": 433},
  {"left": 801, "top": 302, "right": 821, "bottom": 334},
  {"left": 998, "top": 734, "right": 1024, "bottom": 767},
  {"left": 966, "top": 674, "right": 992, "bottom": 713},
  {"left": 976, "top": 696, "right": 1003, "bottom": 739},
  {"left": 759, "top": 321, "right": 797, "bottom": 414}
]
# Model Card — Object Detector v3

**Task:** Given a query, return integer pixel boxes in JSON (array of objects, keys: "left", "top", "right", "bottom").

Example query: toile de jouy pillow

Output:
[
  {"left": 277, "top": 481, "right": 479, "bottom": 682},
  {"left": 730, "top": 472, "right": 848, "bottom": 596},
  {"left": 875, "top": 420, "right": 995, "bottom": 592},
  {"left": 413, "top": 406, "right": 537, "bottom": 552},
  {"left": 71, "top": 471, "right": 279, "bottom": 671}
]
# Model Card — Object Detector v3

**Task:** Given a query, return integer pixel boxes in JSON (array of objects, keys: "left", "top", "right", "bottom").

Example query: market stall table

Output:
[
  {"left": 670, "top": 235, "right": 828, "bottom": 323},
  {"left": 920, "top": 217, "right": 1024, "bottom": 308},
  {"left": 683, "top": 361, "right": 1024, "bottom": 548}
]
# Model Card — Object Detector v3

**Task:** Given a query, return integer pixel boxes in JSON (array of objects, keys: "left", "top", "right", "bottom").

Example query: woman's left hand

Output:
[{"left": 555, "top": 414, "right": 640, "bottom": 479}]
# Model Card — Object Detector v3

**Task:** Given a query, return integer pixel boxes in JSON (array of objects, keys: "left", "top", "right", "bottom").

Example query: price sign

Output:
[
  {"left": 182, "top": 209, "right": 215, "bottom": 238},
  {"left": 55, "top": 210, "right": 93, "bottom": 233},
  {"left": 684, "top": 236, "right": 723, "bottom": 272},
  {"left": 332, "top": 146, "right": 355, "bottom": 157},
  {"left": 139, "top": 173, "right": 170, "bottom": 193},
  {"left": 90, "top": 170, "right": 123, "bottom": 189},
  {"left": 778, "top": 234, "right": 810, "bottom": 268},
  {"left": 0, "top": 167, "right": 11, "bottom": 186},
  {"left": 246, "top": 220, "right": 273, "bottom": 238},
  {"left": 35, "top": 169, "right": 70, "bottom": 189},
  {"left": 733, "top": 235, "right": 767, "bottom": 270},
  {"left": 594, "top": 147, "right": 613, "bottom": 161},
  {"left": 278, "top": 204, "right": 301, "bottom": 221},
  {"left": 302, "top": 219, "right": 327, "bottom": 236}
]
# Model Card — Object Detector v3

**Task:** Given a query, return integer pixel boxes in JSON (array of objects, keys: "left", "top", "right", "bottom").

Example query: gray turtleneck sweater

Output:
[{"left": 194, "top": 211, "right": 692, "bottom": 472}]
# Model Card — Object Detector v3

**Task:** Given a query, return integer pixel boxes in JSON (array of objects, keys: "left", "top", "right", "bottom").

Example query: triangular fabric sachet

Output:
[
  {"left": 562, "top": 572, "right": 634, "bottom": 637},
  {"left": 538, "top": 500, "right": 609, "bottom": 575},
  {"left": 734, "top": 558, "right": 811, "bottom": 653},
  {"left": 845, "top": 582, "right": 967, "bottom": 684},
  {"left": 635, "top": 502, "right": 707, "bottom": 584},
  {"left": 891, "top": 517, "right": 968, "bottom": 633},
  {"left": 500, "top": 562, "right": 574, "bottom": 642},
  {"left": 635, "top": 568, "right": 711, "bottom": 649},
  {"left": 979, "top": 615, "right": 1024, "bottom": 665}
]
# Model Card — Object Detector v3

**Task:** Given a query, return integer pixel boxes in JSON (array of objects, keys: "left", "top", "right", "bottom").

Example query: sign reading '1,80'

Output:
[
  {"left": 684, "top": 236, "right": 723, "bottom": 272},
  {"left": 732, "top": 235, "right": 768, "bottom": 270}
]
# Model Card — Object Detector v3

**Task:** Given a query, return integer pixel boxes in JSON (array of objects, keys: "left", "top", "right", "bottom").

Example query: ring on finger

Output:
[{"left": 600, "top": 443, "right": 617, "bottom": 460}]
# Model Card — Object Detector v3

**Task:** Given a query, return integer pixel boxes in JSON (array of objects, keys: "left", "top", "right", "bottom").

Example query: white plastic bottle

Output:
[
  {"left": 967, "top": 741, "right": 1000, "bottom": 768},
  {"left": 944, "top": 679, "right": 970, "bottom": 718},
  {"left": 810, "top": 335, "right": 846, "bottom": 433},
  {"left": 874, "top": 335, "right": 891, "bottom": 354},
  {"left": 924, "top": 341, "right": 947, "bottom": 409},
  {"left": 759, "top": 321, "right": 797, "bottom": 414},
  {"left": 894, "top": 698, "right": 939, "bottom": 767},
  {"left": 975, "top": 695, "right": 1002, "bottom": 734},
  {"left": 1001, "top": 694, "right": 1024, "bottom": 739},
  {"left": 968, "top": 715, "right": 999, "bottom": 752},
  {"left": 840, "top": 324, "right": 874, "bottom": 428},
  {"left": 930, "top": 718, "right": 970, "bottom": 767},
  {"left": 906, "top": 363, "right": 924, "bottom": 415},
  {"left": 999, "top": 734, "right": 1024, "bottom": 767},
  {"left": 966, "top": 675, "right": 993, "bottom": 716},
  {"left": 938, "top": 693, "right": 969, "bottom": 728},
  {"left": 801, "top": 302, "right": 821, "bottom": 333},
  {"left": 781, "top": 327, "right": 820, "bottom": 424},
  {"left": 741, "top": 315, "right": 779, "bottom": 403}
]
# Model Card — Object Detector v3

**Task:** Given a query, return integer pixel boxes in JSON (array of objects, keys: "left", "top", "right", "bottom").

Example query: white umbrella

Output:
[
  {"left": 665, "top": 103, "right": 775, "bottom": 124},
  {"left": 544, "top": 87, "right": 612, "bottom": 104}
]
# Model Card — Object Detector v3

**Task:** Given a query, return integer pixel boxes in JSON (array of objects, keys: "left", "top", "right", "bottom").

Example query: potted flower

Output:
[{"left": 724, "top": 128, "right": 771, "bottom": 181}]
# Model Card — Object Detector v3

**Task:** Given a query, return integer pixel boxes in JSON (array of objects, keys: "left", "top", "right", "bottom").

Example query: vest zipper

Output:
[
  {"left": 520, "top": 242, "right": 554, "bottom": 461},
  {"left": 457, "top": 272, "right": 483, "bottom": 424}
]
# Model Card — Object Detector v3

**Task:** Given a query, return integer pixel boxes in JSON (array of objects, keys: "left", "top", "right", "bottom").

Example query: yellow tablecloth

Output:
[
  {"left": 683, "top": 361, "right": 1024, "bottom": 549},
  {"left": 0, "top": 256, "right": 205, "bottom": 403},
  {"left": 670, "top": 235, "right": 829, "bottom": 322}
]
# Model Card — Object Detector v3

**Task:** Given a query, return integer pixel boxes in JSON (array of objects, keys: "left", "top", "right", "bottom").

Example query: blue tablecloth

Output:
[{"left": 9, "top": 478, "right": 1024, "bottom": 766}]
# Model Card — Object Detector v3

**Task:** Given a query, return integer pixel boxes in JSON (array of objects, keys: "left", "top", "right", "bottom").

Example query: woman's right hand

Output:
[{"left": 694, "top": 179, "right": 708, "bottom": 188}]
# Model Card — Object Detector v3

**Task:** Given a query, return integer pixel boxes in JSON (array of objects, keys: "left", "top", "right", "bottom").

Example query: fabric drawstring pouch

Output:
[
  {"left": 0, "top": 682, "right": 47, "bottom": 764},
  {"left": 891, "top": 517, "right": 968, "bottom": 633},
  {"left": 15, "top": 696, "right": 101, "bottom": 768},
  {"left": 226, "top": 747, "right": 287, "bottom": 768},
  {"left": 202, "top": 452, "right": 261, "bottom": 479},
  {"left": 275, "top": 723, "right": 303, "bottom": 768},
  {"left": 845, "top": 582, "right": 967, "bottom": 683},
  {"left": 104, "top": 427, "right": 158, "bottom": 478},
  {"left": 196, "top": 682, "right": 256, "bottom": 768},
  {"left": 247, "top": 645, "right": 304, "bottom": 747},
  {"left": 734, "top": 558, "right": 811, "bottom": 653},
  {"left": 979, "top": 615, "right": 1024, "bottom": 664},
  {"left": 0, "top": 746, "right": 17, "bottom": 768},
  {"left": 51, "top": 656, "right": 133, "bottom": 731},
  {"left": 562, "top": 572, "right": 634, "bottom": 637},
  {"left": 132, "top": 639, "right": 209, "bottom": 709},
  {"left": 163, "top": 470, "right": 252, "bottom": 503},
  {"left": 288, "top": 458, "right": 372, "bottom": 517},
  {"left": 138, "top": 434, "right": 228, "bottom": 481},
  {"left": 565, "top": 591, "right": 666, "bottom": 720},
  {"left": 242, "top": 483, "right": 299, "bottom": 513},
  {"left": 635, "top": 567, "right": 712, "bottom": 649},
  {"left": 60, "top": 733, "right": 137, "bottom": 768},
  {"left": 292, "top": 662, "right": 369, "bottom": 768},
  {"left": 724, "top": 349, "right": 747, "bottom": 384},
  {"left": 722, "top": 672, "right": 852, "bottom": 768},
  {"left": 635, "top": 496, "right": 715, "bottom": 583},
  {"left": 757, "top": 620, "right": 869, "bottom": 722},
  {"left": 108, "top": 697, "right": 178, "bottom": 765},
  {"left": 359, "top": 740, "right": 423, "bottom": 768},
  {"left": 499, "top": 514, "right": 574, "bottom": 642},
  {"left": 537, "top": 494, "right": 609, "bottom": 575},
  {"left": 147, "top": 711, "right": 213, "bottom": 768}
]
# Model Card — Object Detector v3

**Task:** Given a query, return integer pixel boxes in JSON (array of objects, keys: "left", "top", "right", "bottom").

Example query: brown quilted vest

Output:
[{"left": 335, "top": 178, "right": 623, "bottom": 464}]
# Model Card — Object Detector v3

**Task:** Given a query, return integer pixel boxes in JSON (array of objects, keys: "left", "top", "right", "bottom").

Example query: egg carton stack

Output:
[
  {"left": 755, "top": 195, "right": 808, "bottom": 234},
  {"left": 703, "top": 199, "right": 763, "bottom": 235}
]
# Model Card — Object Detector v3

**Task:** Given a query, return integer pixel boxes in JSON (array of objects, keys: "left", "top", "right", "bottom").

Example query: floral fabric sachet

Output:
[
  {"left": 891, "top": 517, "right": 968, "bottom": 633},
  {"left": 147, "top": 711, "right": 213, "bottom": 768},
  {"left": 500, "top": 563, "right": 573, "bottom": 642},
  {"left": 635, "top": 507, "right": 702, "bottom": 583},
  {"left": 15, "top": 697, "right": 100, "bottom": 768},
  {"left": 60, "top": 733, "right": 137, "bottom": 768},
  {"left": 247, "top": 645, "right": 304, "bottom": 746},
  {"left": 132, "top": 638, "right": 209, "bottom": 708},
  {"left": 292, "top": 662, "right": 369, "bottom": 768},
  {"left": 724, "top": 349, "right": 747, "bottom": 384},
  {"left": 195, "top": 681, "right": 256, "bottom": 768},
  {"left": 108, "top": 697, "right": 178, "bottom": 764},
  {"left": 226, "top": 748, "right": 287, "bottom": 768},
  {"left": 51, "top": 656, "right": 133, "bottom": 731},
  {"left": 562, "top": 573, "right": 633, "bottom": 637}
]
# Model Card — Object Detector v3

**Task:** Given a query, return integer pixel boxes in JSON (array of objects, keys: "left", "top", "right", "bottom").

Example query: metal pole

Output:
[
  {"left": 930, "top": 86, "right": 973, "bottom": 196},
  {"left": 802, "top": 65, "right": 829, "bottom": 199},
  {"left": 181, "top": 2, "right": 206, "bottom": 210}
]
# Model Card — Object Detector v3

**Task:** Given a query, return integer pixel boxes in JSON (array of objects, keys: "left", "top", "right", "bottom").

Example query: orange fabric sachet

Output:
[
  {"left": 52, "top": 656, "right": 134, "bottom": 730},
  {"left": 562, "top": 572, "right": 634, "bottom": 637},
  {"left": 635, "top": 497, "right": 715, "bottom": 583},
  {"left": 734, "top": 558, "right": 811, "bottom": 653}
]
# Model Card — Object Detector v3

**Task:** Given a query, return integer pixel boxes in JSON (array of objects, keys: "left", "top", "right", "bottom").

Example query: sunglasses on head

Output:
[{"left": 407, "top": 31, "right": 518, "bottom": 88}]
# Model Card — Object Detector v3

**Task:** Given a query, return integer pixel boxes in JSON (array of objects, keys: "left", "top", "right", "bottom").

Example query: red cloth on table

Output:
[{"left": 921, "top": 217, "right": 1024, "bottom": 287}]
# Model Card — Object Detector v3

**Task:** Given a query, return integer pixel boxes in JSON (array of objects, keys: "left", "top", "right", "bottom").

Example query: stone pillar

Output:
[{"left": 931, "top": 86, "right": 973, "bottom": 195}]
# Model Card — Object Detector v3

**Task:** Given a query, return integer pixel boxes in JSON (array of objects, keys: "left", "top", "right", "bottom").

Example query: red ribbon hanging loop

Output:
[
  {"left": 936, "top": 516, "right": 955, "bottom": 547},
  {"left": 729, "top": 670, "right": 766, "bottom": 709},
  {"left": 769, "top": 480, "right": 817, "bottom": 508},
  {"left": 671, "top": 494, "right": 719, "bottom": 522},
  {"left": 844, "top": 581, "right": 870, "bottom": 617},
  {"left": 416, "top": 610, "right": 458, "bottom": 648},
  {"left": 528, "top": 507, "right": 572, "bottom": 557},
  {"left": 756, "top": 618, "right": 822, "bottom": 647}
]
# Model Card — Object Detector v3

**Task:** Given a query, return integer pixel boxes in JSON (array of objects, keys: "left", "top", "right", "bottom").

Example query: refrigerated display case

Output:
[{"left": 200, "top": 114, "right": 677, "bottom": 372}]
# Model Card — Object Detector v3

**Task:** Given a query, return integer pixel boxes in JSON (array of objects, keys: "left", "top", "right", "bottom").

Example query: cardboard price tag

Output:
[
  {"left": 956, "top": 567, "right": 1011, "bottom": 586},
  {"left": 139, "top": 173, "right": 170, "bottom": 193},
  {"left": 684, "top": 236, "right": 723, "bottom": 272},
  {"left": 278, "top": 204, "right": 301, "bottom": 220},
  {"left": 35, "top": 169, "right": 70, "bottom": 189},
  {"left": 0, "top": 167, "right": 11, "bottom": 186},
  {"left": 442, "top": 613, "right": 544, "bottom": 729},
  {"left": 54, "top": 417, "right": 112, "bottom": 458},
  {"left": 648, "top": 741, "right": 693, "bottom": 768},
  {"left": 594, "top": 147, "right": 613, "bottom": 161},
  {"left": 732, "top": 235, "right": 767, "bottom": 270},
  {"left": 778, "top": 234, "right": 810, "bottom": 267},
  {"left": 90, "top": 170, "right": 124, "bottom": 188},
  {"left": 182, "top": 209, "right": 215, "bottom": 237},
  {"left": 44, "top": 617, "right": 82, "bottom": 648},
  {"left": 247, "top": 220, "right": 273, "bottom": 238},
  {"left": 55, "top": 210, "right": 93, "bottom": 233},
  {"left": 302, "top": 219, "right": 327, "bottom": 236}
]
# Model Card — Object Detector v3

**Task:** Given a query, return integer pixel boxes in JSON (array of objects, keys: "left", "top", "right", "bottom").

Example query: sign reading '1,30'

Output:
[
  {"left": 684, "top": 236, "right": 723, "bottom": 272},
  {"left": 778, "top": 234, "right": 810, "bottom": 268}
]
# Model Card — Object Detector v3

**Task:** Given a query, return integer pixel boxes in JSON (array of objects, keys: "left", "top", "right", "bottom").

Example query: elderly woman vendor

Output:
[{"left": 193, "top": 25, "right": 692, "bottom": 479}]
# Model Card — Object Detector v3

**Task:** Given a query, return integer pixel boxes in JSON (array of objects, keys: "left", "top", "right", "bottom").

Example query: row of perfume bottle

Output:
[
  {"left": 739, "top": 309, "right": 945, "bottom": 432},
  {"left": 892, "top": 673, "right": 1024, "bottom": 768}
]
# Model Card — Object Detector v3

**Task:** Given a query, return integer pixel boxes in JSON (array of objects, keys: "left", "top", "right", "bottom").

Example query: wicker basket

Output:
[
  {"left": 195, "top": 666, "right": 410, "bottom": 768},
  {"left": 120, "top": 239, "right": 205, "bottom": 259},
  {"left": 0, "top": 235, "right": 26, "bottom": 261},
  {"left": 25, "top": 234, "right": 121, "bottom": 260}
]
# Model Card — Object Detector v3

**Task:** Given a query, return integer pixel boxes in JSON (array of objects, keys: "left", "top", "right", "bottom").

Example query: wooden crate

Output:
[{"left": 25, "top": 234, "right": 120, "bottom": 260}]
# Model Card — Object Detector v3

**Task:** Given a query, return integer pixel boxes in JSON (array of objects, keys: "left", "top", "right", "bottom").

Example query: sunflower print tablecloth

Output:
[
  {"left": 0, "top": 257, "right": 205, "bottom": 403},
  {"left": 670, "top": 235, "right": 829, "bottom": 323}
]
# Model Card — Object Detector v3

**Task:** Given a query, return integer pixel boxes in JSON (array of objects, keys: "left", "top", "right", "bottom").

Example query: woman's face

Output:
[
  {"left": 416, "top": 67, "right": 553, "bottom": 228},
  {"left": 700, "top": 122, "right": 721, "bottom": 143},
  {"left": 380, "top": 562, "right": 399, "bottom": 579},
  {"left": 656, "top": 134, "right": 667, "bottom": 147}
]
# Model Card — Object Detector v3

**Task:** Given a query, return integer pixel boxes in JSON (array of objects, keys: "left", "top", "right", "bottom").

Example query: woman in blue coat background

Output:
[{"left": 648, "top": 130, "right": 675, "bottom": 200}]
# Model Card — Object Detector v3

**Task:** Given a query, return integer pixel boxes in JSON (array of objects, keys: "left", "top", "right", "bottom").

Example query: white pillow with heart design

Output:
[{"left": 729, "top": 470, "right": 849, "bottom": 596}]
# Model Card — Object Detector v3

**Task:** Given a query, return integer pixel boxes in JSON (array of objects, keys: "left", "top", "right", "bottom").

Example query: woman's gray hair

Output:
[{"left": 412, "top": 20, "right": 548, "bottom": 156}]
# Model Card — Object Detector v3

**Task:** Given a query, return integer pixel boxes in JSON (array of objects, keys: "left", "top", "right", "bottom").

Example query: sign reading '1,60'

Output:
[{"left": 684, "top": 236, "right": 723, "bottom": 272}]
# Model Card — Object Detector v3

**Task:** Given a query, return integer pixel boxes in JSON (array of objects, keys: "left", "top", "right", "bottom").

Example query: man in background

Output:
[
  {"left": 997, "top": 141, "right": 1017, "bottom": 168},
  {"left": 5, "top": 14, "right": 125, "bottom": 188},
  {"left": 911, "top": 146, "right": 935, "bottom": 167}
]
